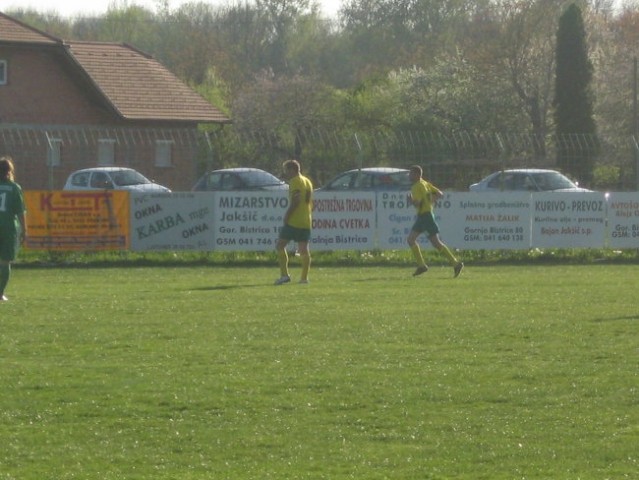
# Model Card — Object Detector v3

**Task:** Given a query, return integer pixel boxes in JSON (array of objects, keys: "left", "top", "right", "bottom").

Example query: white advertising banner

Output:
[
  {"left": 312, "top": 192, "right": 376, "bottom": 251},
  {"left": 212, "top": 191, "right": 288, "bottom": 251},
  {"left": 530, "top": 192, "right": 607, "bottom": 248},
  {"left": 130, "top": 192, "right": 216, "bottom": 251},
  {"left": 606, "top": 192, "right": 639, "bottom": 248},
  {"left": 376, "top": 191, "right": 531, "bottom": 251},
  {"left": 125, "top": 190, "right": 633, "bottom": 252},
  {"left": 445, "top": 193, "right": 532, "bottom": 250},
  {"left": 376, "top": 190, "right": 416, "bottom": 250}
]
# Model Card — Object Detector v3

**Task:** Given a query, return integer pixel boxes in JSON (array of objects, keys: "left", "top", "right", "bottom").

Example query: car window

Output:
[
  {"left": 511, "top": 173, "right": 532, "bottom": 191},
  {"left": 238, "top": 170, "right": 282, "bottom": 188},
  {"left": 219, "top": 173, "right": 242, "bottom": 190},
  {"left": 534, "top": 172, "right": 575, "bottom": 190},
  {"left": 373, "top": 171, "right": 411, "bottom": 189},
  {"left": 112, "top": 170, "right": 148, "bottom": 187},
  {"left": 90, "top": 172, "right": 113, "bottom": 189},
  {"left": 352, "top": 172, "right": 371, "bottom": 189},
  {"left": 202, "top": 173, "right": 222, "bottom": 190},
  {"left": 487, "top": 173, "right": 510, "bottom": 190},
  {"left": 70, "top": 172, "right": 89, "bottom": 187},
  {"left": 326, "top": 173, "right": 354, "bottom": 190}
]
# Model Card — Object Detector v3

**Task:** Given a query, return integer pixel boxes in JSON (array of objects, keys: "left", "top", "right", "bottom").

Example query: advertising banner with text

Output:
[
  {"left": 375, "top": 190, "right": 417, "bottom": 249},
  {"left": 33, "top": 190, "right": 639, "bottom": 252},
  {"left": 211, "top": 191, "right": 288, "bottom": 251},
  {"left": 443, "top": 192, "right": 532, "bottom": 250},
  {"left": 606, "top": 192, "right": 639, "bottom": 248},
  {"left": 530, "top": 192, "right": 607, "bottom": 248},
  {"left": 25, "top": 190, "right": 129, "bottom": 251},
  {"left": 130, "top": 192, "right": 215, "bottom": 251},
  {"left": 312, "top": 192, "right": 376, "bottom": 251}
]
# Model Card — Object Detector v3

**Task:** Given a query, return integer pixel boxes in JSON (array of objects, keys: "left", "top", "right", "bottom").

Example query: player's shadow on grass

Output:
[
  {"left": 192, "top": 284, "right": 263, "bottom": 291},
  {"left": 592, "top": 315, "right": 638, "bottom": 322}
]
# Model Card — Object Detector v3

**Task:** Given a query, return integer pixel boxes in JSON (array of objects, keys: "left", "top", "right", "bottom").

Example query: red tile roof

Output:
[
  {"left": 0, "top": 12, "right": 59, "bottom": 44},
  {"left": 1, "top": 12, "right": 230, "bottom": 124},
  {"left": 65, "top": 41, "right": 229, "bottom": 123}
]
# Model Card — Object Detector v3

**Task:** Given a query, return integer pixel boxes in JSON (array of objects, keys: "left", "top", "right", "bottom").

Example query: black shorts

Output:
[
  {"left": 411, "top": 212, "right": 439, "bottom": 236},
  {"left": 279, "top": 225, "right": 311, "bottom": 243}
]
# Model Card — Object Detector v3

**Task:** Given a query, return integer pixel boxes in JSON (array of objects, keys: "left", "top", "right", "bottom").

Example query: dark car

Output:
[
  {"left": 191, "top": 168, "right": 288, "bottom": 191},
  {"left": 469, "top": 169, "right": 592, "bottom": 193},
  {"left": 317, "top": 167, "right": 411, "bottom": 191}
]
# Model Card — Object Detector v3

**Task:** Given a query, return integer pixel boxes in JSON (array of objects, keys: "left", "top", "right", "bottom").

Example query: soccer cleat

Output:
[
  {"left": 274, "top": 275, "right": 291, "bottom": 285},
  {"left": 453, "top": 262, "right": 464, "bottom": 278},
  {"left": 412, "top": 265, "right": 429, "bottom": 277},
  {"left": 0, "top": 295, "right": 8, "bottom": 301},
  {"left": 299, "top": 279, "right": 309, "bottom": 284}
]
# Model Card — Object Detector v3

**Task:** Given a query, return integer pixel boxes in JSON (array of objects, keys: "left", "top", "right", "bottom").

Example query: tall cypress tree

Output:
[{"left": 554, "top": 3, "right": 597, "bottom": 184}]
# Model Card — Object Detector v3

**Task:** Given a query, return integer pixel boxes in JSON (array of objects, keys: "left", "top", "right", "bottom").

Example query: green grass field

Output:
[{"left": 1, "top": 262, "right": 638, "bottom": 479}]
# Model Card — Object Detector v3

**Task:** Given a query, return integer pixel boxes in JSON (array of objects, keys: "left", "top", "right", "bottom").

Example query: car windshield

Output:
[
  {"left": 325, "top": 170, "right": 410, "bottom": 190},
  {"left": 111, "top": 170, "right": 151, "bottom": 187},
  {"left": 531, "top": 172, "right": 577, "bottom": 190},
  {"left": 237, "top": 170, "right": 282, "bottom": 187},
  {"left": 378, "top": 171, "right": 411, "bottom": 188}
]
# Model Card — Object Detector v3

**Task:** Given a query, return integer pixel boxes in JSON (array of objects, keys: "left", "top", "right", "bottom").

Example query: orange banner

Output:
[{"left": 24, "top": 191, "right": 130, "bottom": 251}]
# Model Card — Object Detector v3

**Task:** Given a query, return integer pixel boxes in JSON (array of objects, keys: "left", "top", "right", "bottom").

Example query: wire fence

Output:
[{"left": 2, "top": 124, "right": 638, "bottom": 191}]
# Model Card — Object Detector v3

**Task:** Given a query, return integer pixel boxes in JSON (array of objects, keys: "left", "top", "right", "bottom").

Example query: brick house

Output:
[{"left": 0, "top": 12, "right": 230, "bottom": 191}]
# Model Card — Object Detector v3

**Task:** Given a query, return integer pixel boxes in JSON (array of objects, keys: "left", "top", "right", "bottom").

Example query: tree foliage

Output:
[
  {"left": 554, "top": 3, "right": 597, "bottom": 182},
  {"left": 5, "top": 0, "right": 639, "bottom": 184}
]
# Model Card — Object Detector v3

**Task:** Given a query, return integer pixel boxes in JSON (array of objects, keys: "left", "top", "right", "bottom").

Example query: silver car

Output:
[
  {"left": 63, "top": 167, "right": 171, "bottom": 192},
  {"left": 469, "top": 169, "right": 592, "bottom": 192},
  {"left": 191, "top": 168, "right": 288, "bottom": 191},
  {"left": 317, "top": 167, "right": 411, "bottom": 191}
]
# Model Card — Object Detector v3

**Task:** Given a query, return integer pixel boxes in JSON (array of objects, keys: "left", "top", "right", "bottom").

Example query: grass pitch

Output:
[{"left": 1, "top": 263, "right": 638, "bottom": 479}]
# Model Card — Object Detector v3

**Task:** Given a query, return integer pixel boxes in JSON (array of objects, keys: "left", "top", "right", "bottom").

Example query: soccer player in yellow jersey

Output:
[
  {"left": 407, "top": 165, "right": 463, "bottom": 278},
  {"left": 275, "top": 159, "right": 313, "bottom": 285}
]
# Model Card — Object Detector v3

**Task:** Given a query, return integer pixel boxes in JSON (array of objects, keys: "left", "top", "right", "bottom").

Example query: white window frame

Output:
[
  {"left": 0, "top": 60, "right": 7, "bottom": 85},
  {"left": 47, "top": 138, "right": 62, "bottom": 167},
  {"left": 155, "top": 140, "right": 173, "bottom": 168},
  {"left": 98, "top": 139, "right": 116, "bottom": 166}
]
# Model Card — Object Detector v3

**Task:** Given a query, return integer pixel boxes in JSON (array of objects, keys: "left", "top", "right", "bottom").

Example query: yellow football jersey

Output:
[
  {"left": 287, "top": 174, "right": 313, "bottom": 228},
  {"left": 411, "top": 179, "right": 441, "bottom": 215}
]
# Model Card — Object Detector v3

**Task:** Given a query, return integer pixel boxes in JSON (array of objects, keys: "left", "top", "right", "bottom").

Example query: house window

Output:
[
  {"left": 155, "top": 140, "right": 173, "bottom": 167},
  {"left": 98, "top": 139, "right": 116, "bottom": 166},
  {"left": 0, "top": 60, "right": 7, "bottom": 85},
  {"left": 47, "top": 138, "right": 62, "bottom": 167}
]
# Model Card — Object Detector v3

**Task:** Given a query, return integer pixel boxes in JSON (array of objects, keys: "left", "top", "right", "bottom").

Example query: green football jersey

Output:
[{"left": 0, "top": 180, "right": 25, "bottom": 233}]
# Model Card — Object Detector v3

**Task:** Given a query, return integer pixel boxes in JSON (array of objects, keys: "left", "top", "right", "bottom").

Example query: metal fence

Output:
[
  {"left": 2, "top": 124, "right": 638, "bottom": 191},
  {"left": 205, "top": 127, "right": 639, "bottom": 191}
]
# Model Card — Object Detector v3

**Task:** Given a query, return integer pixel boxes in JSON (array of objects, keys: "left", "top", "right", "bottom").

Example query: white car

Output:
[
  {"left": 63, "top": 167, "right": 171, "bottom": 192},
  {"left": 469, "top": 169, "right": 592, "bottom": 192}
]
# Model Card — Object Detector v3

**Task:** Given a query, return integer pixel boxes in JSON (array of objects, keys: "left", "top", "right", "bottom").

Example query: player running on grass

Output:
[
  {"left": 0, "top": 156, "right": 27, "bottom": 302},
  {"left": 407, "top": 165, "right": 463, "bottom": 278},
  {"left": 275, "top": 159, "right": 313, "bottom": 285}
]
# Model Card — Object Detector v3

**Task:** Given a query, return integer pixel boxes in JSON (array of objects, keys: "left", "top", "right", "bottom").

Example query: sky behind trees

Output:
[{"left": 0, "top": 0, "right": 342, "bottom": 18}]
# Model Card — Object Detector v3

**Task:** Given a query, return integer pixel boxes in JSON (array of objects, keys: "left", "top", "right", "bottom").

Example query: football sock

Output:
[
  {"left": 410, "top": 244, "right": 426, "bottom": 267},
  {"left": 300, "top": 253, "right": 311, "bottom": 280},
  {"left": 0, "top": 263, "right": 10, "bottom": 295},
  {"left": 439, "top": 245, "right": 458, "bottom": 265},
  {"left": 277, "top": 249, "right": 289, "bottom": 277}
]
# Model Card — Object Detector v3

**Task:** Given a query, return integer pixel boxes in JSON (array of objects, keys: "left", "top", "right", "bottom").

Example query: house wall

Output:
[
  {"left": 0, "top": 126, "right": 205, "bottom": 191},
  {"left": 0, "top": 47, "right": 206, "bottom": 191},
  {"left": 0, "top": 46, "right": 113, "bottom": 124}
]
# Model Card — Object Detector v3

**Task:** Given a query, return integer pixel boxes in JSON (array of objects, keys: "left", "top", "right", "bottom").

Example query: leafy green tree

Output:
[
  {"left": 229, "top": 72, "right": 343, "bottom": 179},
  {"left": 554, "top": 2, "right": 597, "bottom": 183}
]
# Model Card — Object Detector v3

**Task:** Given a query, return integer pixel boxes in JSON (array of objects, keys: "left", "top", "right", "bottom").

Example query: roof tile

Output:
[
  {"left": 66, "top": 41, "right": 229, "bottom": 123},
  {"left": 0, "top": 12, "right": 60, "bottom": 44},
  {"left": 1, "top": 12, "right": 229, "bottom": 124}
]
